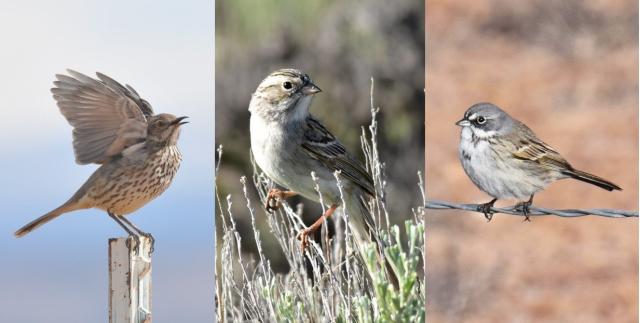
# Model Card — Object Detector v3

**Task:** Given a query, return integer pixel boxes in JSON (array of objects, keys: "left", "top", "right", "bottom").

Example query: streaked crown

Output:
[{"left": 249, "top": 69, "right": 321, "bottom": 118}]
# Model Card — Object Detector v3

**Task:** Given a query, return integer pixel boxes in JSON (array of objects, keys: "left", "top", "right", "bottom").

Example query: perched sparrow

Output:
[
  {"left": 457, "top": 102, "right": 621, "bottom": 221},
  {"left": 15, "top": 70, "right": 187, "bottom": 250},
  {"left": 249, "top": 69, "right": 396, "bottom": 284}
]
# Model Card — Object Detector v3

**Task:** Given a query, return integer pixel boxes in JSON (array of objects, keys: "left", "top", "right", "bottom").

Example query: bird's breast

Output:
[
  {"left": 250, "top": 117, "right": 294, "bottom": 180},
  {"left": 458, "top": 128, "right": 548, "bottom": 199},
  {"left": 459, "top": 128, "right": 492, "bottom": 163},
  {"left": 249, "top": 116, "right": 331, "bottom": 201},
  {"left": 89, "top": 145, "right": 182, "bottom": 215}
]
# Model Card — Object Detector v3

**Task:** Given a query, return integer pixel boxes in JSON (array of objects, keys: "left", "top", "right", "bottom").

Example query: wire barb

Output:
[{"left": 426, "top": 200, "right": 638, "bottom": 218}]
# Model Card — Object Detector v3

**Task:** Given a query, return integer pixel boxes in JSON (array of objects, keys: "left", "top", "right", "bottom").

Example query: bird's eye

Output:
[
  {"left": 282, "top": 81, "right": 293, "bottom": 90},
  {"left": 476, "top": 116, "right": 486, "bottom": 124}
]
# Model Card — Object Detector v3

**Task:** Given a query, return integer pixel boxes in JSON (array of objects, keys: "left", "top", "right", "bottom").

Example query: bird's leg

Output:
[
  {"left": 119, "top": 216, "right": 155, "bottom": 253},
  {"left": 265, "top": 188, "right": 298, "bottom": 213},
  {"left": 108, "top": 211, "right": 141, "bottom": 252},
  {"left": 477, "top": 198, "right": 497, "bottom": 221},
  {"left": 297, "top": 204, "right": 339, "bottom": 251},
  {"left": 518, "top": 195, "right": 535, "bottom": 222}
]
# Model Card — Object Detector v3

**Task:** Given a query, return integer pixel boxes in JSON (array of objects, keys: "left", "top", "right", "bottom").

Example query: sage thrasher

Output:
[{"left": 15, "top": 70, "right": 187, "bottom": 249}]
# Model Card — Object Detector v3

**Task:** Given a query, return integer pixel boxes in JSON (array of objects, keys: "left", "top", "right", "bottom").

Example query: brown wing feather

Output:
[
  {"left": 301, "top": 117, "right": 375, "bottom": 196},
  {"left": 511, "top": 132, "right": 571, "bottom": 170},
  {"left": 52, "top": 70, "right": 150, "bottom": 164}
]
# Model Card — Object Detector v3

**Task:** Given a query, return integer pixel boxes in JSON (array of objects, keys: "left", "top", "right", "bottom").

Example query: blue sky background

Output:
[{"left": 0, "top": 1, "right": 214, "bottom": 321}]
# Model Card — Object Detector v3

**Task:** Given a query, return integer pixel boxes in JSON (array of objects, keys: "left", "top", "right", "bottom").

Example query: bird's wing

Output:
[
  {"left": 512, "top": 137, "right": 571, "bottom": 169},
  {"left": 301, "top": 117, "right": 375, "bottom": 196},
  {"left": 51, "top": 69, "right": 152, "bottom": 164}
]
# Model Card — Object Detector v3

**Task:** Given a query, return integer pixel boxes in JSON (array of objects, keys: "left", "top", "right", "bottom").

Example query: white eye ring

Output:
[
  {"left": 476, "top": 116, "right": 486, "bottom": 124},
  {"left": 282, "top": 81, "right": 293, "bottom": 90}
]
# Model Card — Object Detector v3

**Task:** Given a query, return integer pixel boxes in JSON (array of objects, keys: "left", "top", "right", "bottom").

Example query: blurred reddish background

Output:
[{"left": 426, "top": 0, "right": 638, "bottom": 322}]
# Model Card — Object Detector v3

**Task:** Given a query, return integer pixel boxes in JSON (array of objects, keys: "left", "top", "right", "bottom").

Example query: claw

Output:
[
  {"left": 264, "top": 188, "right": 297, "bottom": 212},
  {"left": 296, "top": 229, "right": 311, "bottom": 251},
  {"left": 142, "top": 232, "right": 155, "bottom": 254},
  {"left": 520, "top": 203, "right": 531, "bottom": 222},
  {"left": 265, "top": 189, "right": 283, "bottom": 212},
  {"left": 478, "top": 198, "right": 497, "bottom": 222},
  {"left": 518, "top": 195, "right": 534, "bottom": 222},
  {"left": 265, "top": 197, "right": 281, "bottom": 213},
  {"left": 126, "top": 235, "right": 141, "bottom": 254},
  {"left": 294, "top": 204, "right": 339, "bottom": 252}
]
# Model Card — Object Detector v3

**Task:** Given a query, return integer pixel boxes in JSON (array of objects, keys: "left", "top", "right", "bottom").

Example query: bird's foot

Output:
[
  {"left": 265, "top": 189, "right": 297, "bottom": 213},
  {"left": 517, "top": 196, "right": 534, "bottom": 222},
  {"left": 477, "top": 198, "right": 497, "bottom": 222},
  {"left": 124, "top": 232, "right": 154, "bottom": 254},
  {"left": 295, "top": 204, "right": 337, "bottom": 252},
  {"left": 141, "top": 232, "right": 155, "bottom": 254},
  {"left": 517, "top": 202, "right": 532, "bottom": 222},
  {"left": 265, "top": 189, "right": 283, "bottom": 212},
  {"left": 125, "top": 235, "right": 141, "bottom": 254},
  {"left": 296, "top": 228, "right": 312, "bottom": 251}
]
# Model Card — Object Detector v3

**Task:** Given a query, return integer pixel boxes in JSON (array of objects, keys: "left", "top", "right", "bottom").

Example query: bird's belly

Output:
[
  {"left": 250, "top": 124, "right": 290, "bottom": 185},
  {"left": 460, "top": 137, "right": 547, "bottom": 200},
  {"left": 256, "top": 145, "right": 337, "bottom": 203},
  {"left": 250, "top": 121, "right": 339, "bottom": 204},
  {"left": 90, "top": 146, "right": 182, "bottom": 215}
]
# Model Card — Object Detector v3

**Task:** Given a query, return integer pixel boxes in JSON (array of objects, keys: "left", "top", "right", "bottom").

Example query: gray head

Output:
[
  {"left": 456, "top": 103, "right": 516, "bottom": 138},
  {"left": 147, "top": 113, "right": 188, "bottom": 146},
  {"left": 249, "top": 68, "right": 322, "bottom": 121}
]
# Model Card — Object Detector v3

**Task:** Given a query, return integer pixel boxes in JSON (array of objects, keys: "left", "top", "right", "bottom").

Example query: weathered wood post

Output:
[{"left": 109, "top": 236, "right": 152, "bottom": 323}]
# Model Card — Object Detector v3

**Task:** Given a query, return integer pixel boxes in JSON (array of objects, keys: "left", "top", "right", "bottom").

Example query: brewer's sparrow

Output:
[
  {"left": 249, "top": 69, "right": 380, "bottom": 253},
  {"left": 457, "top": 102, "right": 621, "bottom": 221}
]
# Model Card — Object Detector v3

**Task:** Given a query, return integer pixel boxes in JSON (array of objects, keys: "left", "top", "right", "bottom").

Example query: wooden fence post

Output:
[{"left": 109, "top": 236, "right": 152, "bottom": 323}]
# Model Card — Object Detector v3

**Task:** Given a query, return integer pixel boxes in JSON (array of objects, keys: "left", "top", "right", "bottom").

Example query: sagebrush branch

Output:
[{"left": 426, "top": 200, "right": 638, "bottom": 218}]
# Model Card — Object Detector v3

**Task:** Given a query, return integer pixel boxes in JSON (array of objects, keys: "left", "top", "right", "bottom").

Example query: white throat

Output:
[
  {"left": 468, "top": 126, "right": 496, "bottom": 139},
  {"left": 288, "top": 95, "right": 312, "bottom": 123}
]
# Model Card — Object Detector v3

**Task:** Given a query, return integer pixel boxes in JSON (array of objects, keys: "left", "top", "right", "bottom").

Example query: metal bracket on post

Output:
[{"left": 109, "top": 236, "right": 152, "bottom": 323}]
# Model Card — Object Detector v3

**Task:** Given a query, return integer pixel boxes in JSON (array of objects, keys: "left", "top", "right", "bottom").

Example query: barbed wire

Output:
[{"left": 425, "top": 200, "right": 638, "bottom": 218}]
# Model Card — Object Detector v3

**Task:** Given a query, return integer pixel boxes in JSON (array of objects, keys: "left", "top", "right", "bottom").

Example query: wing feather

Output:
[
  {"left": 52, "top": 70, "right": 152, "bottom": 164},
  {"left": 301, "top": 117, "right": 375, "bottom": 196},
  {"left": 512, "top": 136, "right": 571, "bottom": 170}
]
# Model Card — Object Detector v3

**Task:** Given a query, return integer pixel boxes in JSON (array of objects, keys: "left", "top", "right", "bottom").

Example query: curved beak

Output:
[
  {"left": 456, "top": 118, "right": 470, "bottom": 127},
  {"left": 300, "top": 82, "right": 322, "bottom": 96},
  {"left": 171, "top": 116, "right": 189, "bottom": 126}
]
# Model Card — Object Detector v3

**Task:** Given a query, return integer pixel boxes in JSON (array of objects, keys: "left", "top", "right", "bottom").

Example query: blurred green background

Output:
[{"left": 215, "top": 0, "right": 424, "bottom": 272}]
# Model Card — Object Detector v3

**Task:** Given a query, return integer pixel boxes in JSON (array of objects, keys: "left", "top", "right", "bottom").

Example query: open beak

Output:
[
  {"left": 171, "top": 116, "right": 189, "bottom": 126},
  {"left": 300, "top": 82, "right": 322, "bottom": 96},
  {"left": 456, "top": 118, "right": 470, "bottom": 127}
]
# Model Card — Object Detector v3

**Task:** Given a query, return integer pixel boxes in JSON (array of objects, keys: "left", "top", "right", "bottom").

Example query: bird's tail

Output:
[
  {"left": 15, "top": 202, "right": 77, "bottom": 238},
  {"left": 562, "top": 168, "right": 622, "bottom": 191},
  {"left": 345, "top": 194, "right": 399, "bottom": 290}
]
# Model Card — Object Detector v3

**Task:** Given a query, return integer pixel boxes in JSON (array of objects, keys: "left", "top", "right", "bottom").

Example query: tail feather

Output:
[
  {"left": 562, "top": 169, "right": 622, "bottom": 191},
  {"left": 15, "top": 203, "right": 75, "bottom": 238},
  {"left": 345, "top": 195, "right": 399, "bottom": 290}
]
